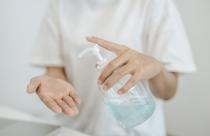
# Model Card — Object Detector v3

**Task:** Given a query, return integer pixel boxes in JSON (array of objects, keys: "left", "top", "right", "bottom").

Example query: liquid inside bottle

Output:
[{"left": 104, "top": 82, "right": 155, "bottom": 128}]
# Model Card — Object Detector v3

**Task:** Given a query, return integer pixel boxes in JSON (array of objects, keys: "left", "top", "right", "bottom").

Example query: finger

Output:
[
  {"left": 118, "top": 74, "right": 139, "bottom": 95},
  {"left": 63, "top": 96, "right": 79, "bottom": 114},
  {"left": 63, "top": 96, "right": 76, "bottom": 107},
  {"left": 86, "top": 36, "right": 127, "bottom": 55},
  {"left": 68, "top": 86, "right": 81, "bottom": 105},
  {"left": 27, "top": 77, "right": 41, "bottom": 94},
  {"left": 103, "top": 65, "right": 134, "bottom": 90},
  {"left": 56, "top": 99, "right": 75, "bottom": 116},
  {"left": 98, "top": 52, "right": 129, "bottom": 84},
  {"left": 39, "top": 95, "right": 62, "bottom": 113}
]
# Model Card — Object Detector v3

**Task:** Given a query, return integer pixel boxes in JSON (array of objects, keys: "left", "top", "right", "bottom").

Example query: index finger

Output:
[{"left": 86, "top": 36, "right": 126, "bottom": 55}]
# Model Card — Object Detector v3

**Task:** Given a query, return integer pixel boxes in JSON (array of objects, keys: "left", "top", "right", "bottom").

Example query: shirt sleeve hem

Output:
[
  {"left": 30, "top": 57, "right": 64, "bottom": 67},
  {"left": 164, "top": 65, "right": 197, "bottom": 74}
]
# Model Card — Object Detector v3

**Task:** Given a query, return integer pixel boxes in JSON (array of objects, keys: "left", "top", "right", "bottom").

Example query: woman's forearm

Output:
[{"left": 149, "top": 68, "right": 178, "bottom": 100}]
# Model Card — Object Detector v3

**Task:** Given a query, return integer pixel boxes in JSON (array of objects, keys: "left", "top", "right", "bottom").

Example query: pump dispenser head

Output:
[{"left": 78, "top": 45, "right": 107, "bottom": 69}]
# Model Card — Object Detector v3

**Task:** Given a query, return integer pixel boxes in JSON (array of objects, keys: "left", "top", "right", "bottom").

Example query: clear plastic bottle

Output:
[{"left": 78, "top": 45, "right": 156, "bottom": 128}]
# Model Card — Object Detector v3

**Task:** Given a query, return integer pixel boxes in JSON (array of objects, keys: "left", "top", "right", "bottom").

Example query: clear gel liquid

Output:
[{"left": 104, "top": 96, "right": 155, "bottom": 128}]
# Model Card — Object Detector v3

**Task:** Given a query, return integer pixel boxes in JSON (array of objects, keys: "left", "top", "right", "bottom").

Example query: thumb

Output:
[{"left": 27, "top": 77, "right": 41, "bottom": 94}]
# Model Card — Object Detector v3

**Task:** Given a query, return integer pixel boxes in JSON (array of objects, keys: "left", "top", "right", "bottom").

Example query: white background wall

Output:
[
  {"left": 0, "top": 0, "right": 48, "bottom": 114},
  {"left": 0, "top": 0, "right": 209, "bottom": 136},
  {"left": 164, "top": 0, "right": 210, "bottom": 136}
]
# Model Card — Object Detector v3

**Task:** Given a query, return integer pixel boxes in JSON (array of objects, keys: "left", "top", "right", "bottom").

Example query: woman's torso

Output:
[{"left": 54, "top": 0, "right": 166, "bottom": 136}]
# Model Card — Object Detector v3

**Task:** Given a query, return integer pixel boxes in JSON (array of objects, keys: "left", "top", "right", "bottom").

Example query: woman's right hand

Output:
[{"left": 26, "top": 75, "right": 81, "bottom": 116}]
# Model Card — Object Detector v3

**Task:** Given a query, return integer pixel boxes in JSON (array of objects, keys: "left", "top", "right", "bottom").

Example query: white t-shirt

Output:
[{"left": 31, "top": 0, "right": 196, "bottom": 136}]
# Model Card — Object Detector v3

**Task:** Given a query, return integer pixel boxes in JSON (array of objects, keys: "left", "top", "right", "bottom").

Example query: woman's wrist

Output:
[
  {"left": 46, "top": 67, "right": 68, "bottom": 81},
  {"left": 46, "top": 72, "right": 67, "bottom": 81},
  {"left": 149, "top": 66, "right": 178, "bottom": 100}
]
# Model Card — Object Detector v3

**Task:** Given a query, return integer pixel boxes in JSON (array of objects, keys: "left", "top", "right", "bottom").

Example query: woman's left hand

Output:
[{"left": 87, "top": 36, "right": 164, "bottom": 95}]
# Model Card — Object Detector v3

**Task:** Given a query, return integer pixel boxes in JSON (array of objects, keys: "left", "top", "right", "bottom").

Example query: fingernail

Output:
[
  {"left": 76, "top": 98, "right": 81, "bottom": 104},
  {"left": 118, "top": 90, "right": 123, "bottom": 95},
  {"left": 55, "top": 108, "right": 62, "bottom": 113},
  {"left": 67, "top": 112, "right": 73, "bottom": 116}
]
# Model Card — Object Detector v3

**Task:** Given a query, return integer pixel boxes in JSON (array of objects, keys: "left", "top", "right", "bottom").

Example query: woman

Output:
[{"left": 27, "top": 0, "right": 196, "bottom": 135}]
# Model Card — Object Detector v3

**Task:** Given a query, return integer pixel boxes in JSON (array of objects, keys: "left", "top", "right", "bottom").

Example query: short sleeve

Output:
[
  {"left": 31, "top": 0, "right": 64, "bottom": 67},
  {"left": 144, "top": 0, "right": 196, "bottom": 74}
]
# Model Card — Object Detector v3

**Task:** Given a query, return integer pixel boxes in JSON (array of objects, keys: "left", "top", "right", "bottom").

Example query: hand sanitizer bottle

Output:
[{"left": 78, "top": 45, "right": 156, "bottom": 128}]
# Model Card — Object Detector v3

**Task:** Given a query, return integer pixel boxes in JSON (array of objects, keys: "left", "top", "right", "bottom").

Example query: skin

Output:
[
  {"left": 27, "top": 36, "right": 178, "bottom": 116},
  {"left": 27, "top": 67, "right": 81, "bottom": 116}
]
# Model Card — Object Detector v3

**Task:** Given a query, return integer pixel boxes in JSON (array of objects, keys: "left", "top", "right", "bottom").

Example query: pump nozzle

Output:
[{"left": 78, "top": 44, "right": 107, "bottom": 69}]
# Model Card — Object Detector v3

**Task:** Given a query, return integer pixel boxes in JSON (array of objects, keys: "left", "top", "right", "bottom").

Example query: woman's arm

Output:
[{"left": 149, "top": 69, "right": 178, "bottom": 100}]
